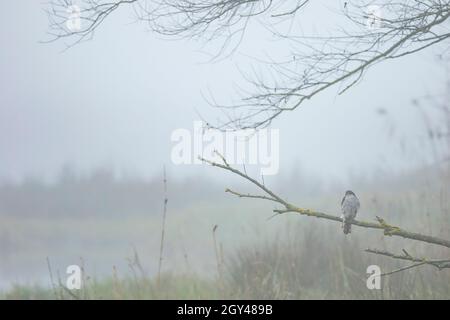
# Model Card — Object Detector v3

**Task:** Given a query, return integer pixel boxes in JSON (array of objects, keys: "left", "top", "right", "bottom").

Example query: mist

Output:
[{"left": 1, "top": 1, "right": 449, "bottom": 299}]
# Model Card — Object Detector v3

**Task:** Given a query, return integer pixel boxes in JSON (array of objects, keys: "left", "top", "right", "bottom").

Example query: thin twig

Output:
[
  {"left": 366, "top": 248, "right": 450, "bottom": 270},
  {"left": 212, "top": 225, "right": 225, "bottom": 298},
  {"left": 157, "top": 165, "right": 168, "bottom": 289},
  {"left": 381, "top": 262, "right": 428, "bottom": 277},
  {"left": 46, "top": 257, "right": 58, "bottom": 299}
]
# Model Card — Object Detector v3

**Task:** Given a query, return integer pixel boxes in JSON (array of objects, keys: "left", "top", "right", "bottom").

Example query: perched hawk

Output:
[{"left": 340, "top": 190, "right": 360, "bottom": 234}]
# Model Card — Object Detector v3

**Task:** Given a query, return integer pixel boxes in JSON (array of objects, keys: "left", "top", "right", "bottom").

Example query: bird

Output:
[{"left": 340, "top": 190, "right": 360, "bottom": 234}]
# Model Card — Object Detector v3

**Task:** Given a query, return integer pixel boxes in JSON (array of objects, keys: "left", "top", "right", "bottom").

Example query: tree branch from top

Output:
[{"left": 46, "top": 1, "right": 450, "bottom": 129}]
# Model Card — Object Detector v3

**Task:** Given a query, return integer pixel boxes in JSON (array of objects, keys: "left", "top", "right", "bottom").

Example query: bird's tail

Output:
[{"left": 343, "top": 221, "right": 352, "bottom": 234}]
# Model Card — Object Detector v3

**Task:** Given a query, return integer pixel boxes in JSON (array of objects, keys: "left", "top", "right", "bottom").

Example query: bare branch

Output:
[
  {"left": 225, "top": 188, "right": 278, "bottom": 203},
  {"left": 380, "top": 262, "right": 428, "bottom": 276},
  {"left": 45, "top": 0, "right": 139, "bottom": 48},
  {"left": 45, "top": 1, "right": 450, "bottom": 128},
  {"left": 213, "top": 1, "right": 450, "bottom": 129},
  {"left": 201, "top": 155, "right": 450, "bottom": 249},
  {"left": 366, "top": 248, "right": 450, "bottom": 272}
]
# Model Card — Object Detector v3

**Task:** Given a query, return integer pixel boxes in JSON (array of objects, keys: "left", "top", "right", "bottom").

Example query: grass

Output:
[
  {"left": 1, "top": 165, "right": 449, "bottom": 300},
  {"left": 1, "top": 273, "right": 218, "bottom": 300},
  {"left": 2, "top": 219, "right": 450, "bottom": 300}
]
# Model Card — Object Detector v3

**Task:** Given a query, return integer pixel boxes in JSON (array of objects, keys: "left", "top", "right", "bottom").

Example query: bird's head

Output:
[{"left": 345, "top": 190, "right": 355, "bottom": 196}]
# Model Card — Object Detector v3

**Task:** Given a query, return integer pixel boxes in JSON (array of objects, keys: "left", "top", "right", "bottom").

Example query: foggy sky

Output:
[{"left": 0, "top": 1, "right": 447, "bottom": 184}]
